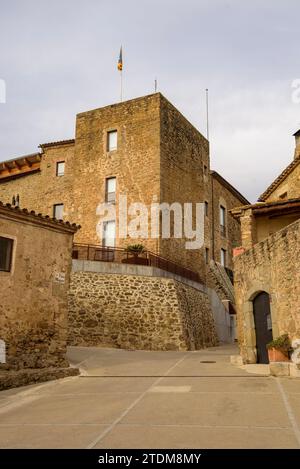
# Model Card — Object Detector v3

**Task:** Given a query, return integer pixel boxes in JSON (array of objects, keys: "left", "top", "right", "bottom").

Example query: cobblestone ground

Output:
[{"left": 0, "top": 344, "right": 299, "bottom": 448}]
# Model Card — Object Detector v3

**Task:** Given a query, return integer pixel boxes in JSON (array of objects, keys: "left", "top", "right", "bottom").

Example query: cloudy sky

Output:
[{"left": 1, "top": 0, "right": 300, "bottom": 202}]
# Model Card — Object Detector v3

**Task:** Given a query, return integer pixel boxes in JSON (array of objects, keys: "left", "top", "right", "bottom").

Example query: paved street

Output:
[{"left": 0, "top": 344, "right": 299, "bottom": 448}]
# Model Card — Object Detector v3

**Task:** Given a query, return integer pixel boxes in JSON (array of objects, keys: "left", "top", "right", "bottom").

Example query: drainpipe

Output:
[{"left": 211, "top": 175, "right": 215, "bottom": 260}]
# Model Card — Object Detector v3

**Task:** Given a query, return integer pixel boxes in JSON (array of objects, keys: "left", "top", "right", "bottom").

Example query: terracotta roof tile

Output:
[
  {"left": 210, "top": 170, "right": 250, "bottom": 205},
  {"left": 0, "top": 201, "right": 80, "bottom": 233},
  {"left": 258, "top": 156, "right": 300, "bottom": 202},
  {"left": 39, "top": 139, "right": 75, "bottom": 149},
  {"left": 231, "top": 196, "right": 300, "bottom": 218}
]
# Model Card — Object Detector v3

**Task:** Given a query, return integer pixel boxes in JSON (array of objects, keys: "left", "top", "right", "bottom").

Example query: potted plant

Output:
[
  {"left": 266, "top": 334, "right": 292, "bottom": 362},
  {"left": 122, "top": 244, "right": 149, "bottom": 265}
]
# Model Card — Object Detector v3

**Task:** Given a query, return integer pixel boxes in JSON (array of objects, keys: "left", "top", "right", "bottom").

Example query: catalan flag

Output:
[{"left": 117, "top": 46, "right": 123, "bottom": 71}]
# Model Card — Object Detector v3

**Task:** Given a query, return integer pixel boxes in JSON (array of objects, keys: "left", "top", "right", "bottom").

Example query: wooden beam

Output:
[
  {"left": 14, "top": 160, "right": 23, "bottom": 169},
  {"left": 268, "top": 209, "right": 300, "bottom": 219},
  {"left": 3, "top": 162, "right": 11, "bottom": 172},
  {"left": 0, "top": 165, "right": 40, "bottom": 181}
]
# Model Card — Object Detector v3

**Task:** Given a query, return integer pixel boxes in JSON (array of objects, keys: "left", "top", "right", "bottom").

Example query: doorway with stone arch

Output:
[{"left": 253, "top": 291, "right": 273, "bottom": 364}]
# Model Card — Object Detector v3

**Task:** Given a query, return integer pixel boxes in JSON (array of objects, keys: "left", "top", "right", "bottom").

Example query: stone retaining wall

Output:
[
  {"left": 0, "top": 367, "right": 79, "bottom": 391},
  {"left": 68, "top": 272, "right": 218, "bottom": 351}
]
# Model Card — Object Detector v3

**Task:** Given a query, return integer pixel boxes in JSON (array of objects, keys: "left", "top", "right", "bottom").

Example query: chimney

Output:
[{"left": 293, "top": 129, "right": 300, "bottom": 159}]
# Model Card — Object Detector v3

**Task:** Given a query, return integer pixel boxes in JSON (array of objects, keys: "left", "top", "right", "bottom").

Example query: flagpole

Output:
[
  {"left": 206, "top": 88, "right": 209, "bottom": 141},
  {"left": 118, "top": 46, "right": 123, "bottom": 102},
  {"left": 120, "top": 70, "right": 123, "bottom": 102}
]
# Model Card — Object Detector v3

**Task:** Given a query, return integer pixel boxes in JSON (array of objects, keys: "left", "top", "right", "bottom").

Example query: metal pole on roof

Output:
[{"left": 206, "top": 88, "right": 209, "bottom": 141}]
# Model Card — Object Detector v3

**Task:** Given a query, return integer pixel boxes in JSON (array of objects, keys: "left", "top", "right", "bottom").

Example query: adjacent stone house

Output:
[
  {"left": 231, "top": 131, "right": 300, "bottom": 364},
  {"left": 0, "top": 201, "right": 79, "bottom": 371},
  {"left": 0, "top": 94, "right": 249, "bottom": 350}
]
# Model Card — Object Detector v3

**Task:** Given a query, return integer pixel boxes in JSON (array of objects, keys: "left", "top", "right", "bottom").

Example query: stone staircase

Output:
[{"left": 208, "top": 260, "right": 235, "bottom": 304}]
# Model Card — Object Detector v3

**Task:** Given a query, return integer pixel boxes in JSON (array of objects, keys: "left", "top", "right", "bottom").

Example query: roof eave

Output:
[
  {"left": 211, "top": 170, "right": 250, "bottom": 205},
  {"left": 258, "top": 156, "right": 300, "bottom": 202}
]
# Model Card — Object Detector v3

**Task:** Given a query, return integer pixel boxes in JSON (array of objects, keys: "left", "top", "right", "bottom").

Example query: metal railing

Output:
[
  {"left": 72, "top": 243, "right": 202, "bottom": 284},
  {"left": 225, "top": 267, "right": 234, "bottom": 284}
]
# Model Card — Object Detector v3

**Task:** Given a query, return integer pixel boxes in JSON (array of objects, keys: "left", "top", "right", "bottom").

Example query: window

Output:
[
  {"left": 56, "top": 161, "right": 65, "bottom": 177},
  {"left": 12, "top": 194, "right": 19, "bottom": 207},
  {"left": 220, "top": 205, "right": 226, "bottom": 236},
  {"left": 0, "top": 339, "right": 5, "bottom": 364},
  {"left": 279, "top": 191, "right": 288, "bottom": 199},
  {"left": 220, "top": 248, "right": 226, "bottom": 267},
  {"left": 105, "top": 177, "right": 116, "bottom": 203},
  {"left": 103, "top": 220, "right": 116, "bottom": 247},
  {"left": 0, "top": 237, "right": 13, "bottom": 272},
  {"left": 53, "top": 203, "right": 64, "bottom": 220},
  {"left": 204, "top": 201, "right": 209, "bottom": 216},
  {"left": 205, "top": 248, "right": 209, "bottom": 264},
  {"left": 107, "top": 130, "right": 117, "bottom": 151}
]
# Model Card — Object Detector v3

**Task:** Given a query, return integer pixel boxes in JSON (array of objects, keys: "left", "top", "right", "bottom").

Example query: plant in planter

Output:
[
  {"left": 266, "top": 334, "right": 292, "bottom": 362},
  {"left": 125, "top": 244, "right": 146, "bottom": 255},
  {"left": 122, "top": 244, "right": 148, "bottom": 265}
]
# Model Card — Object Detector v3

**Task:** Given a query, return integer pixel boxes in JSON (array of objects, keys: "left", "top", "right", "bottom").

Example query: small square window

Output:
[
  {"left": 53, "top": 203, "right": 64, "bottom": 220},
  {"left": 105, "top": 177, "right": 116, "bottom": 203},
  {"left": 220, "top": 248, "right": 226, "bottom": 267},
  {"left": 204, "top": 201, "right": 209, "bottom": 216},
  {"left": 103, "top": 220, "right": 116, "bottom": 248},
  {"left": 205, "top": 247, "right": 209, "bottom": 264},
  {"left": 56, "top": 161, "right": 65, "bottom": 177},
  {"left": 107, "top": 130, "right": 118, "bottom": 152},
  {"left": 0, "top": 236, "right": 13, "bottom": 272},
  {"left": 220, "top": 205, "right": 226, "bottom": 237}
]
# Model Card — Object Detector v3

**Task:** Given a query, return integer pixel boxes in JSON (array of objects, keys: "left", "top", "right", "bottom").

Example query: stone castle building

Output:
[
  {"left": 0, "top": 93, "right": 249, "bottom": 350},
  {"left": 0, "top": 93, "right": 248, "bottom": 276},
  {"left": 232, "top": 131, "right": 300, "bottom": 365}
]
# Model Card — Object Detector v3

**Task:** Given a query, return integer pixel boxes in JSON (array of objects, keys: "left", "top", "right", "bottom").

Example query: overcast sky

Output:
[{"left": 1, "top": 0, "right": 300, "bottom": 202}]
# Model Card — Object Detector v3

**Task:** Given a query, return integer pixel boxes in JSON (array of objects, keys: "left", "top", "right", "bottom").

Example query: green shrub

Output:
[
  {"left": 124, "top": 244, "right": 146, "bottom": 254},
  {"left": 266, "top": 334, "right": 292, "bottom": 357}
]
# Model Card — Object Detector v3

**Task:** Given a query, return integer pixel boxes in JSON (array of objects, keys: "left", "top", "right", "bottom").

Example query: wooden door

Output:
[{"left": 253, "top": 292, "right": 273, "bottom": 364}]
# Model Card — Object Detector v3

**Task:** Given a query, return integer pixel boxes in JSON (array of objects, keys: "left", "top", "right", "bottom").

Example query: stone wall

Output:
[
  {"left": 211, "top": 173, "right": 244, "bottom": 270},
  {"left": 234, "top": 218, "right": 300, "bottom": 363},
  {"left": 0, "top": 142, "right": 76, "bottom": 223},
  {"left": 68, "top": 271, "right": 218, "bottom": 351},
  {"left": 0, "top": 204, "right": 77, "bottom": 370},
  {"left": 265, "top": 159, "right": 300, "bottom": 202},
  {"left": 0, "top": 367, "right": 78, "bottom": 391},
  {"left": 72, "top": 94, "right": 161, "bottom": 251},
  {"left": 159, "top": 96, "right": 210, "bottom": 275},
  {"left": 237, "top": 205, "right": 300, "bottom": 249}
]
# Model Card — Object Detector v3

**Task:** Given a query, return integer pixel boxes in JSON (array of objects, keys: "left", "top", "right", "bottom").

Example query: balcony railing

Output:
[
  {"left": 72, "top": 243, "right": 202, "bottom": 284},
  {"left": 225, "top": 267, "right": 234, "bottom": 284}
]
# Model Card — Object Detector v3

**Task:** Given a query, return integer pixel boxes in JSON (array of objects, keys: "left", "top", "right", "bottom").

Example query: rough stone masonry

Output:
[{"left": 68, "top": 271, "right": 218, "bottom": 351}]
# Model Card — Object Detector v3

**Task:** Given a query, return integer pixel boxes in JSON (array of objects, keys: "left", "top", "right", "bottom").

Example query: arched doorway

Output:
[{"left": 253, "top": 292, "right": 273, "bottom": 363}]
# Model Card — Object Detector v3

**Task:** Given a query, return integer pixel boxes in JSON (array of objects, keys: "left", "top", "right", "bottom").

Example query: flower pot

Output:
[
  {"left": 122, "top": 255, "right": 149, "bottom": 265},
  {"left": 268, "top": 348, "right": 289, "bottom": 362},
  {"left": 233, "top": 247, "right": 245, "bottom": 257}
]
